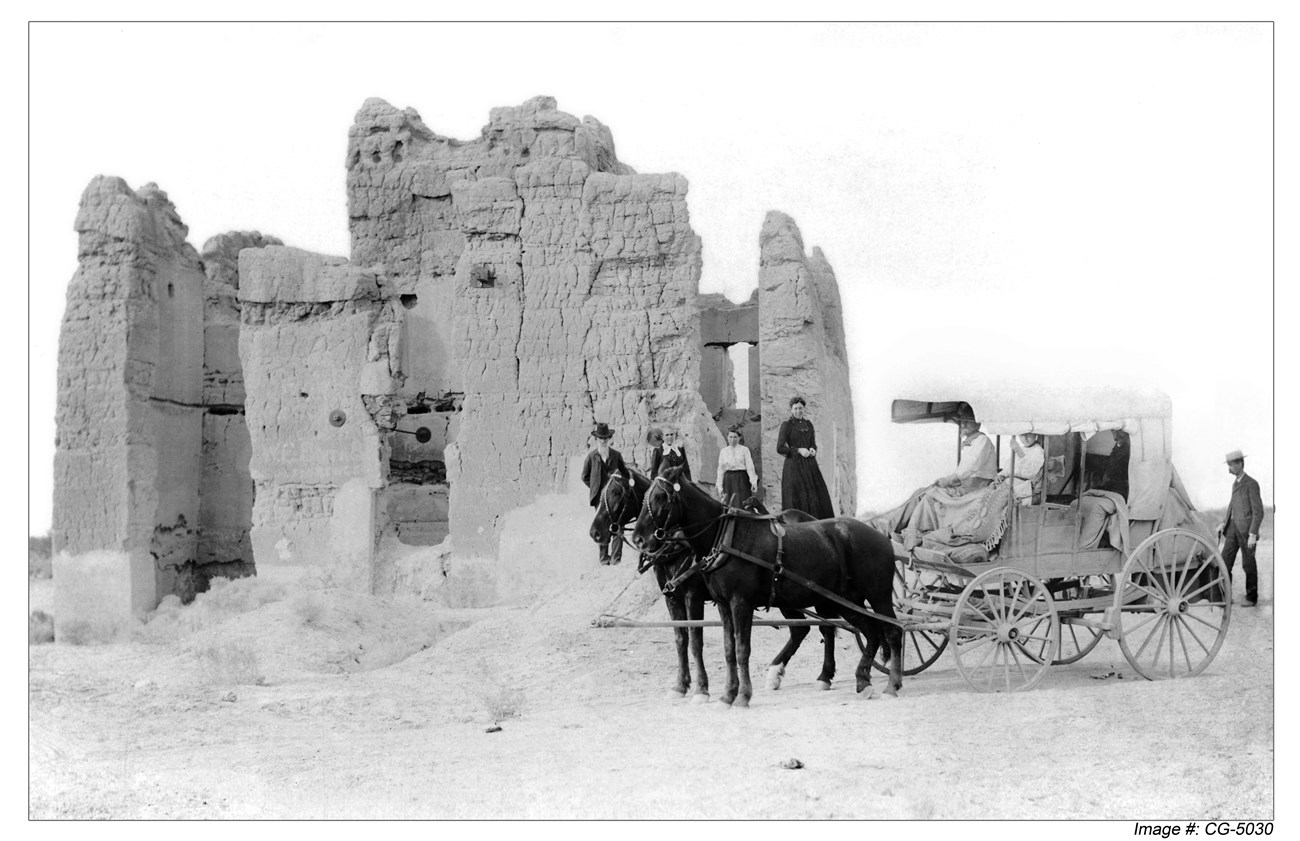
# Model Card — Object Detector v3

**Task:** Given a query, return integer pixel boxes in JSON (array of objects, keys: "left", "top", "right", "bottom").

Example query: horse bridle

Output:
[
  {"left": 642, "top": 475, "right": 686, "bottom": 542},
  {"left": 601, "top": 475, "right": 634, "bottom": 538}
]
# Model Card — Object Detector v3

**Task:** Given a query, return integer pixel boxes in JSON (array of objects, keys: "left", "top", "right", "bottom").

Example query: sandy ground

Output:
[{"left": 29, "top": 539, "right": 1273, "bottom": 820}]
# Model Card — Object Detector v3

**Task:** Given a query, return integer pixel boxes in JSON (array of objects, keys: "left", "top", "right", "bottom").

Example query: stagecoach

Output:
[{"left": 871, "top": 385, "right": 1231, "bottom": 692}]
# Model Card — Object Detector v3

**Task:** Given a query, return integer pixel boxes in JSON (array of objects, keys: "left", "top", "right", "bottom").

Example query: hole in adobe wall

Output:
[
  {"left": 392, "top": 141, "right": 404, "bottom": 163},
  {"left": 371, "top": 150, "right": 382, "bottom": 164},
  {"left": 400, "top": 294, "right": 418, "bottom": 309},
  {"left": 471, "top": 264, "right": 497, "bottom": 288},
  {"left": 167, "top": 282, "right": 175, "bottom": 298}
]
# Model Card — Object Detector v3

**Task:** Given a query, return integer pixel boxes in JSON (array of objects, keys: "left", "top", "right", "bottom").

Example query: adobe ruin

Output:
[{"left": 51, "top": 97, "right": 856, "bottom": 634}]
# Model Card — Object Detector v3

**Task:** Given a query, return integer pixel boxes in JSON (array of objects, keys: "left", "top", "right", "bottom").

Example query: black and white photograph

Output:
[{"left": 26, "top": 12, "right": 1279, "bottom": 824}]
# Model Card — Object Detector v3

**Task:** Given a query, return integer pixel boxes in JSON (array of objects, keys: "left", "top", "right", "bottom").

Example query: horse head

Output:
[
  {"left": 632, "top": 464, "right": 689, "bottom": 551},
  {"left": 590, "top": 470, "right": 647, "bottom": 544}
]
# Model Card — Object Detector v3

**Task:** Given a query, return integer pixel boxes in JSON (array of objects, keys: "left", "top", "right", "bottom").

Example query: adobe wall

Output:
[
  {"left": 53, "top": 177, "right": 207, "bottom": 639},
  {"left": 758, "top": 211, "right": 856, "bottom": 516},
  {"left": 197, "top": 232, "right": 280, "bottom": 586},
  {"left": 345, "top": 96, "right": 722, "bottom": 574},
  {"left": 237, "top": 247, "right": 389, "bottom": 589},
  {"left": 52, "top": 100, "right": 860, "bottom": 620}
]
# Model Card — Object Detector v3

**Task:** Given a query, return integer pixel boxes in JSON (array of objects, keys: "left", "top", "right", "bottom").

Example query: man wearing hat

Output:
[
  {"left": 1217, "top": 450, "right": 1265, "bottom": 606},
  {"left": 581, "top": 422, "right": 630, "bottom": 565}
]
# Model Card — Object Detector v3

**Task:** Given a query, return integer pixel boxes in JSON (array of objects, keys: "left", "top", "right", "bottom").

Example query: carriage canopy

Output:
[{"left": 890, "top": 384, "right": 1175, "bottom": 521}]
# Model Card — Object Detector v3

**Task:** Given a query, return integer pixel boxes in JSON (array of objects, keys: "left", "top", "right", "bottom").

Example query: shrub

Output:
[
  {"left": 291, "top": 592, "right": 327, "bottom": 625},
  {"left": 28, "top": 535, "right": 52, "bottom": 579},
  {"left": 29, "top": 611, "right": 55, "bottom": 644},
  {"left": 198, "top": 641, "right": 265, "bottom": 686},
  {"left": 480, "top": 684, "right": 526, "bottom": 724}
]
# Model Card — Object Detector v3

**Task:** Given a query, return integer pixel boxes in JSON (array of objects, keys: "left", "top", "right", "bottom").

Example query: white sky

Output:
[{"left": 26, "top": 18, "right": 1281, "bottom": 534}]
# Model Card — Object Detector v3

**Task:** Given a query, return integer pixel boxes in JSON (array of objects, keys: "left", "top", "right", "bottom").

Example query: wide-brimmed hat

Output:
[
  {"left": 1225, "top": 449, "right": 1246, "bottom": 463},
  {"left": 592, "top": 422, "right": 614, "bottom": 440}
]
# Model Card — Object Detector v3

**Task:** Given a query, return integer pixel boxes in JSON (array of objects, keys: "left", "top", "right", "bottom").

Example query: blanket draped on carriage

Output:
[{"left": 870, "top": 475, "right": 1013, "bottom": 563}]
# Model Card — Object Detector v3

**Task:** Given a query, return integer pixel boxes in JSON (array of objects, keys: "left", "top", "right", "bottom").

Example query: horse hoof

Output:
[
  {"left": 815, "top": 680, "right": 832, "bottom": 691},
  {"left": 719, "top": 696, "right": 734, "bottom": 706},
  {"left": 766, "top": 665, "right": 785, "bottom": 690},
  {"left": 668, "top": 689, "right": 686, "bottom": 699},
  {"left": 692, "top": 693, "right": 710, "bottom": 705},
  {"left": 734, "top": 697, "right": 750, "bottom": 709},
  {"left": 884, "top": 687, "right": 899, "bottom": 699},
  {"left": 857, "top": 685, "right": 877, "bottom": 700}
]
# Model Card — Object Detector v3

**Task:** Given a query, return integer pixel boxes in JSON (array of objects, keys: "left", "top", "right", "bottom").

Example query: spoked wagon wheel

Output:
[
  {"left": 1114, "top": 528, "right": 1230, "bottom": 680},
  {"left": 950, "top": 567, "right": 1058, "bottom": 693},
  {"left": 867, "top": 562, "right": 950, "bottom": 675},
  {"left": 1028, "top": 575, "right": 1109, "bottom": 665}
]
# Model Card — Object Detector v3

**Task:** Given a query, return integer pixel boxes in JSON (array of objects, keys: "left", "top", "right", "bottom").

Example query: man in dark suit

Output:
[
  {"left": 1217, "top": 449, "right": 1265, "bottom": 606},
  {"left": 581, "top": 422, "right": 629, "bottom": 566}
]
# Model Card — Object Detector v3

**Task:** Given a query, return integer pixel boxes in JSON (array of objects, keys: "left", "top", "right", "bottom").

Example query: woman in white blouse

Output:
[
  {"left": 1002, "top": 433, "right": 1045, "bottom": 505},
  {"left": 716, "top": 429, "right": 759, "bottom": 507}
]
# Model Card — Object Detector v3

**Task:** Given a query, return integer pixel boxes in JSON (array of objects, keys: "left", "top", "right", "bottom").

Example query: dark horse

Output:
[
  {"left": 590, "top": 471, "right": 840, "bottom": 701},
  {"left": 591, "top": 469, "right": 711, "bottom": 702},
  {"left": 632, "top": 465, "right": 903, "bottom": 707}
]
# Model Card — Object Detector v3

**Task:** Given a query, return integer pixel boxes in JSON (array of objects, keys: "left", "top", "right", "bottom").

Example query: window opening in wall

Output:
[
  {"left": 471, "top": 264, "right": 497, "bottom": 288},
  {"left": 728, "top": 343, "right": 751, "bottom": 410},
  {"left": 400, "top": 293, "right": 418, "bottom": 309}
]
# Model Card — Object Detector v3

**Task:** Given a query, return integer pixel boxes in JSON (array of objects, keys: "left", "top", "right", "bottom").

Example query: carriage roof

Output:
[
  {"left": 890, "top": 384, "right": 1177, "bottom": 520},
  {"left": 890, "top": 385, "right": 1171, "bottom": 437}
]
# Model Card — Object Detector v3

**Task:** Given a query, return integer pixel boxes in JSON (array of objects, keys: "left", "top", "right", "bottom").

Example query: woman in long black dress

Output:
[{"left": 776, "top": 395, "right": 835, "bottom": 519}]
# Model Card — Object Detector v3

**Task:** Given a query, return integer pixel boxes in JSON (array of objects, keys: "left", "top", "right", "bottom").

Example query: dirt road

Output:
[{"left": 29, "top": 541, "right": 1273, "bottom": 819}]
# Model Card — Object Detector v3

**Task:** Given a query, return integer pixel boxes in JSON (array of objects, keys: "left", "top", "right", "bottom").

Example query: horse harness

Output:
[
  {"left": 638, "top": 478, "right": 902, "bottom": 627},
  {"left": 699, "top": 509, "right": 904, "bottom": 627}
]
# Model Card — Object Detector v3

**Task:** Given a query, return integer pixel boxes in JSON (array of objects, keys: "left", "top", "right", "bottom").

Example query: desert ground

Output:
[{"left": 29, "top": 526, "right": 1273, "bottom": 820}]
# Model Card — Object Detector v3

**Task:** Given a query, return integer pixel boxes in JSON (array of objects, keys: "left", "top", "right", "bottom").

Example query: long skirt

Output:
[
  {"left": 721, "top": 470, "right": 753, "bottom": 508},
  {"left": 782, "top": 456, "right": 835, "bottom": 519}
]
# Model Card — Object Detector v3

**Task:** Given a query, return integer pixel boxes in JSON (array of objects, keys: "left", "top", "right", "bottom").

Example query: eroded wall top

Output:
[
  {"left": 758, "top": 211, "right": 856, "bottom": 516},
  {"left": 340, "top": 96, "right": 720, "bottom": 558}
]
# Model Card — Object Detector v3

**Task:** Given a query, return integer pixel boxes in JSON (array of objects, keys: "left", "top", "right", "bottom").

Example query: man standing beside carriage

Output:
[{"left": 1217, "top": 449, "right": 1265, "bottom": 607}]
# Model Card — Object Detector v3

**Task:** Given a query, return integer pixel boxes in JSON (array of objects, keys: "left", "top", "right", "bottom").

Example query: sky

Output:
[{"left": 27, "top": 19, "right": 1278, "bottom": 534}]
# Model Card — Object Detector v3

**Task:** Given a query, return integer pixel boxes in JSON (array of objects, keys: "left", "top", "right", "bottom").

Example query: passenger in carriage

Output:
[
  {"left": 1000, "top": 433, "right": 1045, "bottom": 505},
  {"left": 935, "top": 415, "right": 997, "bottom": 495},
  {"left": 1093, "top": 428, "right": 1131, "bottom": 500}
]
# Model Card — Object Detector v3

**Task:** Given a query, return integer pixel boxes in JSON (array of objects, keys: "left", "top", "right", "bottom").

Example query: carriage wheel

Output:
[
  {"left": 1114, "top": 528, "right": 1230, "bottom": 680},
  {"left": 950, "top": 567, "right": 1058, "bottom": 693},
  {"left": 1027, "top": 576, "right": 1108, "bottom": 665},
  {"left": 868, "top": 562, "right": 949, "bottom": 675}
]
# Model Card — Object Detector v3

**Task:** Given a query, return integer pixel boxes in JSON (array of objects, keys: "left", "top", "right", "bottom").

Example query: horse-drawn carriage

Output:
[
  {"left": 868, "top": 386, "right": 1231, "bottom": 692},
  {"left": 595, "top": 385, "right": 1230, "bottom": 698}
]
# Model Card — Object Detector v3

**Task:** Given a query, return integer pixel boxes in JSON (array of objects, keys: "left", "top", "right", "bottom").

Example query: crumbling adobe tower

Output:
[
  {"left": 51, "top": 177, "right": 277, "bottom": 638},
  {"left": 695, "top": 212, "right": 855, "bottom": 517},
  {"left": 238, "top": 96, "right": 722, "bottom": 600}
]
